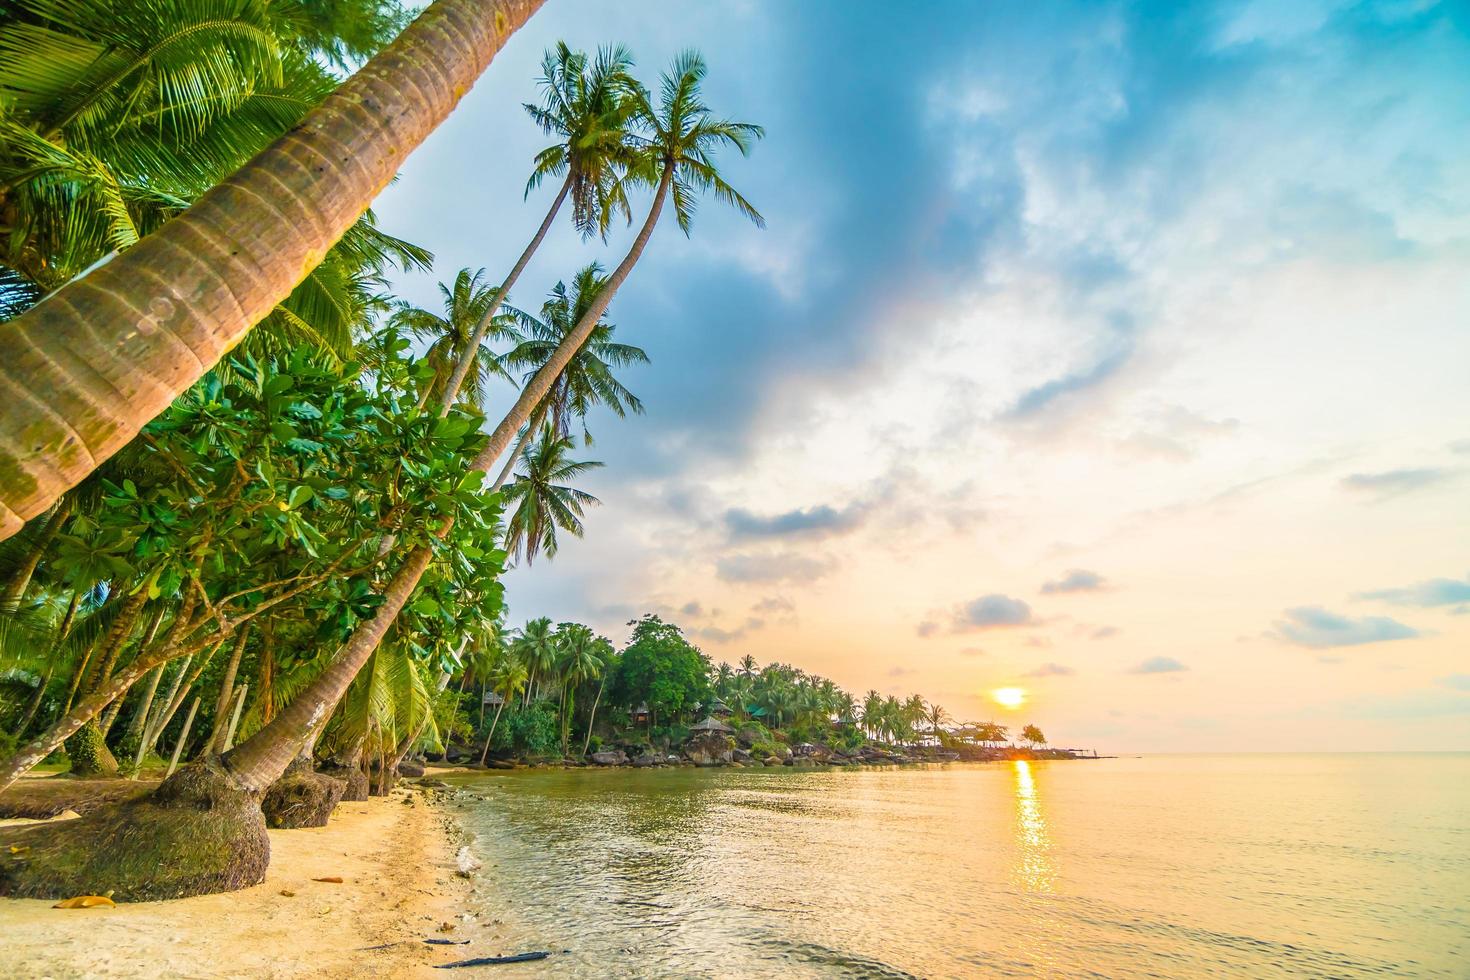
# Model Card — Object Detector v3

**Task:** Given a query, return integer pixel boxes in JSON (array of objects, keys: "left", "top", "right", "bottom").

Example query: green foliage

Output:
[
  {"left": 494, "top": 702, "right": 558, "bottom": 758},
  {"left": 612, "top": 615, "right": 710, "bottom": 720}
]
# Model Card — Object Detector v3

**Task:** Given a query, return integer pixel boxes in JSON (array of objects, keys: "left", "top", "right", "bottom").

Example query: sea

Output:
[{"left": 444, "top": 754, "right": 1468, "bottom": 978}]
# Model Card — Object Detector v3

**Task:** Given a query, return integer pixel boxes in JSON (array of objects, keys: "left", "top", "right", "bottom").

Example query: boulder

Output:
[
  {"left": 763, "top": 756, "right": 782, "bottom": 767},
  {"left": 731, "top": 748, "right": 753, "bottom": 763},
  {"left": 632, "top": 752, "right": 660, "bottom": 767},
  {"left": 735, "top": 728, "right": 761, "bottom": 749},
  {"left": 590, "top": 750, "right": 628, "bottom": 767},
  {"left": 397, "top": 759, "right": 426, "bottom": 778},
  {"left": 684, "top": 732, "right": 735, "bottom": 767}
]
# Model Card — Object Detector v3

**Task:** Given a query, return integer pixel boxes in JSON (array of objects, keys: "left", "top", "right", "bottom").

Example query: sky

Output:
[{"left": 374, "top": 0, "right": 1470, "bottom": 752}]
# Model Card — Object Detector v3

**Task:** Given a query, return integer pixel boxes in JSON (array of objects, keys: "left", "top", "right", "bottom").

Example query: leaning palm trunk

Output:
[
  {"left": 490, "top": 401, "right": 550, "bottom": 491},
  {"left": 0, "top": 501, "right": 70, "bottom": 612},
  {"left": 436, "top": 178, "right": 572, "bottom": 417},
  {"left": 581, "top": 674, "right": 606, "bottom": 756},
  {"left": 479, "top": 696, "right": 509, "bottom": 765},
  {"left": 0, "top": 0, "right": 546, "bottom": 540},
  {"left": 223, "top": 170, "right": 674, "bottom": 793}
]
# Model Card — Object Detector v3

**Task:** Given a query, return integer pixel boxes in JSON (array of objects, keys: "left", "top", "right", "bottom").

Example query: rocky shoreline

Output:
[{"left": 435, "top": 725, "right": 1097, "bottom": 773}]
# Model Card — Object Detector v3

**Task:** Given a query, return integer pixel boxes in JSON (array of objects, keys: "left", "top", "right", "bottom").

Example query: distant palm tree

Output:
[
  {"left": 739, "top": 654, "right": 759, "bottom": 678},
  {"left": 502, "top": 426, "right": 603, "bottom": 566},
  {"left": 926, "top": 702, "right": 949, "bottom": 742},
  {"left": 478, "top": 656, "right": 529, "bottom": 766},
  {"left": 390, "top": 268, "right": 512, "bottom": 410},
  {"left": 580, "top": 638, "right": 616, "bottom": 756},
  {"left": 435, "top": 42, "right": 641, "bottom": 415},
  {"left": 513, "top": 617, "right": 558, "bottom": 706},
  {"left": 554, "top": 623, "right": 604, "bottom": 754},
  {"left": 492, "top": 265, "right": 648, "bottom": 488}
]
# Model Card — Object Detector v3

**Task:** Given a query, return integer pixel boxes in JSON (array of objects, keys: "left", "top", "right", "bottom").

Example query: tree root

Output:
[{"left": 0, "top": 760, "right": 268, "bottom": 901}]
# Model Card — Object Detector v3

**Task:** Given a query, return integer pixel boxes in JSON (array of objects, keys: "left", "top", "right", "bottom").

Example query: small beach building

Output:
[
  {"left": 482, "top": 691, "right": 504, "bottom": 708},
  {"left": 633, "top": 702, "right": 651, "bottom": 725},
  {"left": 706, "top": 698, "right": 733, "bottom": 719},
  {"left": 690, "top": 716, "right": 734, "bottom": 735}
]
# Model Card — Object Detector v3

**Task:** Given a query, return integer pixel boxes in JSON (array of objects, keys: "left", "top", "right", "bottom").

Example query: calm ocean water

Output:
[{"left": 446, "top": 755, "right": 1468, "bottom": 978}]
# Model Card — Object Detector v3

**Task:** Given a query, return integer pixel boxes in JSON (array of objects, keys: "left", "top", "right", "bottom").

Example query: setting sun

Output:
[{"left": 992, "top": 687, "right": 1027, "bottom": 710}]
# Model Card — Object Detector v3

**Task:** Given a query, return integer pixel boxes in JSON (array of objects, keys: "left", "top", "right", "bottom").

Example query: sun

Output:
[{"left": 992, "top": 687, "right": 1026, "bottom": 710}]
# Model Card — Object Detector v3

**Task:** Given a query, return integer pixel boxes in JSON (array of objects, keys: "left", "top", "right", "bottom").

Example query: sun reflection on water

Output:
[{"left": 1012, "top": 760, "right": 1056, "bottom": 892}]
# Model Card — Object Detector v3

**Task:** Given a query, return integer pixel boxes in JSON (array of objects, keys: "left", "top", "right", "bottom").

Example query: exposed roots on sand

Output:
[
  {"left": 0, "top": 761, "right": 269, "bottom": 901},
  {"left": 262, "top": 758, "right": 345, "bottom": 829}
]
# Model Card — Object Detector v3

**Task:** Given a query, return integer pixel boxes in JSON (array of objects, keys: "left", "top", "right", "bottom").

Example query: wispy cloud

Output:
[
  {"left": 716, "top": 552, "right": 833, "bottom": 584},
  {"left": 1041, "top": 569, "right": 1107, "bottom": 594},
  {"left": 1273, "top": 606, "right": 1421, "bottom": 648},
  {"left": 1339, "top": 468, "right": 1455, "bottom": 501},
  {"left": 1357, "top": 575, "right": 1470, "bottom": 609},
  {"left": 1130, "top": 657, "right": 1188, "bottom": 674},
  {"left": 1025, "top": 662, "right": 1076, "bottom": 677},
  {"left": 1438, "top": 674, "right": 1470, "bottom": 692}
]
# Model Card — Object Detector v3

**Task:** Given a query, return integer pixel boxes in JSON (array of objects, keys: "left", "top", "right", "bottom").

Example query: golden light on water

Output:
[
  {"left": 1011, "top": 760, "right": 1055, "bottom": 892},
  {"left": 992, "top": 687, "right": 1026, "bottom": 709}
]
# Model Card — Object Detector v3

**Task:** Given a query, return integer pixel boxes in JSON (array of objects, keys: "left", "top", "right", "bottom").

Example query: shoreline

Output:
[{"left": 0, "top": 783, "right": 498, "bottom": 979}]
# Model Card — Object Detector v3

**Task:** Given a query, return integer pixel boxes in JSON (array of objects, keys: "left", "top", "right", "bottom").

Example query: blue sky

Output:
[{"left": 376, "top": 0, "right": 1470, "bottom": 751}]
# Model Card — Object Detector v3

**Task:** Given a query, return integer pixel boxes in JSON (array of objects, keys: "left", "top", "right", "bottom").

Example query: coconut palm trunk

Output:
[
  {"left": 479, "top": 695, "right": 509, "bottom": 765},
  {"left": 436, "top": 178, "right": 571, "bottom": 417},
  {"left": 220, "top": 169, "right": 673, "bottom": 793},
  {"left": 0, "top": 0, "right": 545, "bottom": 540},
  {"left": 0, "top": 501, "right": 70, "bottom": 612},
  {"left": 581, "top": 674, "right": 606, "bottom": 756}
]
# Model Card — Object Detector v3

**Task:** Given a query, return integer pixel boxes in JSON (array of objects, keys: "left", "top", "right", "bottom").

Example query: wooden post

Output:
[
  {"left": 167, "top": 696, "right": 201, "bottom": 777},
  {"left": 223, "top": 683, "right": 249, "bottom": 751}
]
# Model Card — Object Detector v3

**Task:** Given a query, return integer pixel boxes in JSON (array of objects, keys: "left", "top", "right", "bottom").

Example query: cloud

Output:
[
  {"left": 724, "top": 503, "right": 864, "bottom": 540},
  {"left": 916, "top": 620, "right": 940, "bottom": 638},
  {"left": 1357, "top": 575, "right": 1470, "bottom": 609},
  {"left": 1091, "top": 626, "right": 1120, "bottom": 640},
  {"left": 716, "top": 552, "right": 833, "bottom": 584},
  {"left": 1438, "top": 674, "right": 1470, "bottom": 692},
  {"left": 958, "top": 646, "right": 986, "bottom": 657},
  {"left": 1130, "top": 657, "right": 1188, "bottom": 674},
  {"left": 751, "top": 595, "right": 795, "bottom": 615},
  {"left": 888, "top": 666, "right": 917, "bottom": 678},
  {"left": 680, "top": 601, "right": 705, "bottom": 617},
  {"left": 952, "top": 594, "right": 1035, "bottom": 631},
  {"left": 1272, "top": 606, "right": 1421, "bottom": 648},
  {"left": 1041, "top": 569, "right": 1107, "bottom": 594},
  {"left": 1339, "top": 468, "right": 1455, "bottom": 501},
  {"left": 1025, "top": 662, "right": 1076, "bottom": 677},
  {"left": 1118, "top": 406, "right": 1240, "bottom": 461},
  {"left": 1450, "top": 439, "right": 1470, "bottom": 455}
]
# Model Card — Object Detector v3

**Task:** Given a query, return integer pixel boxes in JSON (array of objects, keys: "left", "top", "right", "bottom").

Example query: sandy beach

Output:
[{"left": 0, "top": 783, "right": 506, "bottom": 979}]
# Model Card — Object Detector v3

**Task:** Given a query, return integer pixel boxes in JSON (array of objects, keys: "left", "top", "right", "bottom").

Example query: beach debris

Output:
[
  {"left": 423, "top": 938, "right": 471, "bottom": 945},
  {"left": 437, "top": 921, "right": 456, "bottom": 932},
  {"left": 434, "top": 952, "right": 551, "bottom": 968},
  {"left": 311, "top": 876, "right": 344, "bottom": 883},
  {"left": 9, "top": 845, "right": 28, "bottom": 854},
  {"left": 455, "top": 846, "right": 481, "bottom": 878},
  {"left": 53, "top": 892, "right": 116, "bottom": 909},
  {"left": 279, "top": 889, "right": 296, "bottom": 897}
]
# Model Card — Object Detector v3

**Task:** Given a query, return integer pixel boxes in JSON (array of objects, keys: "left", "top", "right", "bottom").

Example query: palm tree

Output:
[
  {"left": 579, "top": 637, "right": 615, "bottom": 756},
  {"left": 739, "top": 654, "right": 759, "bottom": 678},
  {"left": 860, "top": 690, "right": 883, "bottom": 741},
  {"left": 390, "top": 269, "right": 512, "bottom": 410},
  {"left": 513, "top": 617, "right": 557, "bottom": 706},
  {"left": 216, "top": 47, "right": 760, "bottom": 796},
  {"left": 554, "top": 623, "right": 603, "bottom": 754},
  {"left": 477, "top": 656, "right": 528, "bottom": 765},
  {"left": 433, "top": 42, "right": 640, "bottom": 416},
  {"left": 501, "top": 426, "right": 602, "bottom": 566},
  {"left": 0, "top": 0, "right": 547, "bottom": 537},
  {"left": 926, "top": 702, "right": 949, "bottom": 743},
  {"left": 490, "top": 265, "right": 648, "bottom": 489}
]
